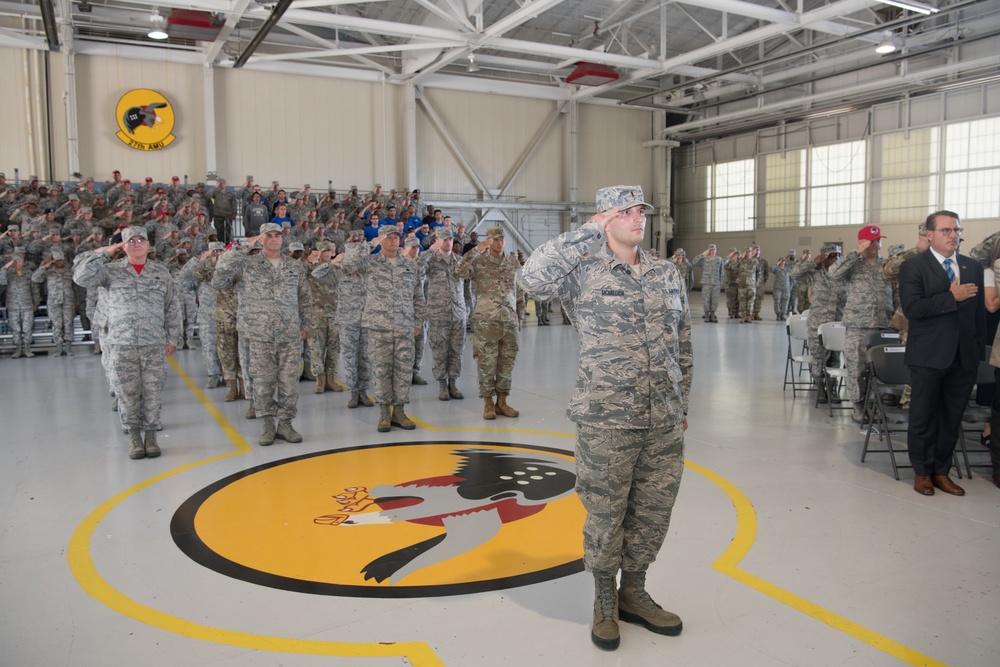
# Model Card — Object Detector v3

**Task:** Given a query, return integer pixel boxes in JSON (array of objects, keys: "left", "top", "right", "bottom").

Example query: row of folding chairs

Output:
[{"left": 861, "top": 342, "right": 994, "bottom": 480}]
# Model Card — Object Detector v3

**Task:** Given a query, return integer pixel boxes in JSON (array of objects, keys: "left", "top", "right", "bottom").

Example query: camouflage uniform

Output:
[
  {"left": 753, "top": 252, "right": 769, "bottom": 319},
  {"left": 73, "top": 249, "right": 182, "bottom": 432},
  {"left": 420, "top": 250, "right": 467, "bottom": 384},
  {"left": 195, "top": 256, "right": 239, "bottom": 382},
  {"left": 519, "top": 214, "right": 692, "bottom": 579},
  {"left": 691, "top": 251, "right": 727, "bottom": 321},
  {"left": 770, "top": 260, "right": 793, "bottom": 320},
  {"left": 209, "top": 185, "right": 237, "bottom": 244},
  {"left": 829, "top": 247, "right": 893, "bottom": 408},
  {"left": 411, "top": 254, "right": 429, "bottom": 383},
  {"left": 454, "top": 242, "right": 520, "bottom": 399},
  {"left": 724, "top": 255, "right": 740, "bottom": 317},
  {"left": 315, "top": 256, "right": 371, "bottom": 397},
  {"left": 308, "top": 261, "right": 341, "bottom": 379},
  {"left": 341, "top": 237, "right": 426, "bottom": 409},
  {"left": 736, "top": 254, "right": 758, "bottom": 322},
  {"left": 0, "top": 257, "right": 37, "bottom": 352},
  {"left": 794, "top": 257, "right": 813, "bottom": 312},
  {"left": 31, "top": 260, "right": 76, "bottom": 352},
  {"left": 212, "top": 245, "right": 312, "bottom": 423},
  {"left": 185, "top": 256, "right": 220, "bottom": 380},
  {"left": 792, "top": 256, "right": 847, "bottom": 388}
]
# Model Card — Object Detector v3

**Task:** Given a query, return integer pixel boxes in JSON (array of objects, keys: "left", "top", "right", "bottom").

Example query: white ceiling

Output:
[{"left": 4, "top": 0, "right": 1000, "bottom": 139}]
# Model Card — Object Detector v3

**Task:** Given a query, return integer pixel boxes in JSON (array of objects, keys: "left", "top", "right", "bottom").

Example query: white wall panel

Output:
[
  {"left": 74, "top": 52, "right": 205, "bottom": 183},
  {"left": 577, "top": 104, "right": 654, "bottom": 202},
  {"left": 417, "top": 88, "right": 563, "bottom": 200},
  {"left": 0, "top": 47, "right": 45, "bottom": 181}
]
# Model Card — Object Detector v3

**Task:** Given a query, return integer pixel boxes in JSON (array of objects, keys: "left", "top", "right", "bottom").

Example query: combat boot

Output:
[
  {"left": 314, "top": 374, "right": 326, "bottom": 394},
  {"left": 245, "top": 399, "right": 256, "bottom": 420},
  {"left": 391, "top": 405, "right": 416, "bottom": 430},
  {"left": 618, "top": 571, "right": 682, "bottom": 636},
  {"left": 348, "top": 392, "right": 360, "bottom": 409},
  {"left": 128, "top": 428, "right": 145, "bottom": 460},
  {"left": 591, "top": 575, "right": 620, "bottom": 650},
  {"left": 326, "top": 376, "right": 346, "bottom": 392},
  {"left": 358, "top": 392, "right": 374, "bottom": 407},
  {"left": 143, "top": 430, "right": 161, "bottom": 458},
  {"left": 495, "top": 393, "right": 519, "bottom": 417},
  {"left": 92, "top": 340, "right": 102, "bottom": 355},
  {"left": 224, "top": 380, "right": 238, "bottom": 402},
  {"left": 205, "top": 375, "right": 221, "bottom": 389},
  {"left": 483, "top": 396, "right": 497, "bottom": 420},
  {"left": 448, "top": 379, "right": 464, "bottom": 400},
  {"left": 816, "top": 379, "right": 829, "bottom": 404},
  {"left": 276, "top": 420, "right": 303, "bottom": 443},
  {"left": 438, "top": 379, "right": 451, "bottom": 401},
  {"left": 111, "top": 395, "right": 118, "bottom": 412},
  {"left": 377, "top": 405, "right": 392, "bottom": 432},
  {"left": 23, "top": 343, "right": 34, "bottom": 358},
  {"left": 258, "top": 417, "right": 276, "bottom": 446},
  {"left": 411, "top": 372, "right": 428, "bottom": 385},
  {"left": 65, "top": 343, "right": 75, "bottom": 356},
  {"left": 11, "top": 343, "right": 23, "bottom": 359},
  {"left": 237, "top": 377, "right": 246, "bottom": 399}
]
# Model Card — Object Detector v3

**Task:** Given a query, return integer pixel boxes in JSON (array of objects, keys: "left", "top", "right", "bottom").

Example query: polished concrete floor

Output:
[{"left": 1, "top": 294, "right": 997, "bottom": 667}]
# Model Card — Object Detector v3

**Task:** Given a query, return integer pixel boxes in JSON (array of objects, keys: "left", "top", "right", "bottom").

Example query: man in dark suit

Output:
[{"left": 899, "top": 210, "right": 985, "bottom": 496}]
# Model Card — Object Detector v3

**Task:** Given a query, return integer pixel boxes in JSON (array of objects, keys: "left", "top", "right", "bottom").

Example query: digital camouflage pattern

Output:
[
  {"left": 308, "top": 262, "right": 340, "bottom": 377},
  {"left": 31, "top": 263, "right": 76, "bottom": 348},
  {"left": 791, "top": 260, "right": 847, "bottom": 382},
  {"left": 420, "top": 250, "right": 467, "bottom": 381}
]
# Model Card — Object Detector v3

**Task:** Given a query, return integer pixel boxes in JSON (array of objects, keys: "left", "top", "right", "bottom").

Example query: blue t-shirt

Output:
[{"left": 270, "top": 214, "right": 294, "bottom": 227}]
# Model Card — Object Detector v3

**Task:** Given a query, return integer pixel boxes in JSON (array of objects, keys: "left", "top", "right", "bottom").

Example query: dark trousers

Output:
[
  {"left": 989, "top": 367, "right": 1000, "bottom": 474},
  {"left": 213, "top": 215, "right": 233, "bottom": 244},
  {"left": 907, "top": 362, "right": 977, "bottom": 476}
]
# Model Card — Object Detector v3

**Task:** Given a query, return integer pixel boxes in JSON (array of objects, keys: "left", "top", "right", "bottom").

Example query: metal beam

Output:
[
  {"left": 233, "top": 0, "right": 294, "bottom": 68},
  {"left": 249, "top": 40, "right": 456, "bottom": 63},
  {"left": 416, "top": 87, "right": 492, "bottom": 195},
  {"left": 203, "top": 0, "right": 254, "bottom": 66},
  {"left": 0, "top": 27, "right": 48, "bottom": 50},
  {"left": 38, "top": 0, "right": 59, "bottom": 52},
  {"left": 412, "top": 0, "right": 476, "bottom": 32}
]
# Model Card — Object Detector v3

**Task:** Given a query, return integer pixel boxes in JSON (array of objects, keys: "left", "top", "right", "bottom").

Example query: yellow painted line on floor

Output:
[
  {"left": 406, "top": 412, "right": 574, "bottom": 438},
  {"left": 417, "top": 415, "right": 946, "bottom": 666},
  {"left": 686, "top": 460, "right": 946, "bottom": 667},
  {"left": 67, "top": 357, "right": 445, "bottom": 667}
]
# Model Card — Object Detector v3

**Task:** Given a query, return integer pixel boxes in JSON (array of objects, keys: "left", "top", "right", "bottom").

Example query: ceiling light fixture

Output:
[
  {"left": 148, "top": 10, "right": 168, "bottom": 40},
  {"left": 874, "top": 0, "right": 939, "bottom": 16},
  {"left": 875, "top": 31, "right": 898, "bottom": 54},
  {"left": 466, "top": 53, "right": 480, "bottom": 73}
]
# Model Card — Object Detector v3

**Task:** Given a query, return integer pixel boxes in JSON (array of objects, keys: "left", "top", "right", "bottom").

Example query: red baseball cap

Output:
[
  {"left": 858, "top": 225, "right": 885, "bottom": 241},
  {"left": 145, "top": 177, "right": 153, "bottom": 182},
  {"left": 171, "top": 176, "right": 180, "bottom": 181}
]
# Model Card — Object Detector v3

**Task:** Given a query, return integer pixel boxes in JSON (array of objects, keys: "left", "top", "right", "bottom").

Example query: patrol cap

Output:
[
  {"left": 7, "top": 224, "right": 19, "bottom": 232},
  {"left": 917, "top": 222, "right": 926, "bottom": 234},
  {"left": 820, "top": 243, "right": 842, "bottom": 255},
  {"left": 675, "top": 248, "right": 686, "bottom": 256},
  {"left": 887, "top": 243, "right": 906, "bottom": 257},
  {"left": 315, "top": 240, "right": 332, "bottom": 252},
  {"left": 281, "top": 221, "right": 292, "bottom": 229},
  {"left": 50, "top": 250, "right": 65, "bottom": 261},
  {"left": 288, "top": 242, "right": 305, "bottom": 252},
  {"left": 68, "top": 193, "right": 79, "bottom": 201},
  {"left": 858, "top": 225, "right": 885, "bottom": 241},
  {"left": 595, "top": 185, "right": 654, "bottom": 214},
  {"left": 91, "top": 226, "right": 102, "bottom": 234},
  {"left": 81, "top": 207, "right": 93, "bottom": 214},
  {"left": 175, "top": 247, "right": 188, "bottom": 256},
  {"left": 259, "top": 222, "right": 282, "bottom": 235},
  {"left": 404, "top": 236, "right": 420, "bottom": 248},
  {"left": 707, "top": 243, "right": 717, "bottom": 250},
  {"left": 303, "top": 184, "right": 311, "bottom": 189},
  {"left": 729, "top": 247, "right": 738, "bottom": 253},
  {"left": 0, "top": 172, "right": 5, "bottom": 178},
  {"left": 789, "top": 248, "right": 796, "bottom": 255},
  {"left": 121, "top": 226, "right": 147, "bottom": 242},
  {"left": 486, "top": 226, "right": 505, "bottom": 240},
  {"left": 13, "top": 247, "right": 26, "bottom": 257},
  {"left": 209, "top": 241, "right": 225, "bottom": 252},
  {"left": 378, "top": 225, "right": 401, "bottom": 238}
]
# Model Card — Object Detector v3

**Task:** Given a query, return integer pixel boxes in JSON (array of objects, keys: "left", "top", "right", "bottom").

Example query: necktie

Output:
[{"left": 944, "top": 258, "right": 955, "bottom": 282}]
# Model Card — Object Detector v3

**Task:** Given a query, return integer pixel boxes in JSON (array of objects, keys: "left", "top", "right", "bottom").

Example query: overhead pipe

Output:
[{"left": 233, "top": 0, "right": 294, "bottom": 68}]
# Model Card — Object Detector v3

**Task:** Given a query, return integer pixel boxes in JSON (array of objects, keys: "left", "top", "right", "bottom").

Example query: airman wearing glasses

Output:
[{"left": 73, "top": 225, "right": 182, "bottom": 461}]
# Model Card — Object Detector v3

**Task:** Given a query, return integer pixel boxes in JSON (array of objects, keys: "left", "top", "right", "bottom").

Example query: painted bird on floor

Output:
[{"left": 314, "top": 448, "right": 576, "bottom": 584}]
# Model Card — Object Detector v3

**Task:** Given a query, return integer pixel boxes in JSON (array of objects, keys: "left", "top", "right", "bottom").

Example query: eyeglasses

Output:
[
  {"left": 933, "top": 227, "right": 961, "bottom": 235},
  {"left": 126, "top": 238, "right": 148, "bottom": 244}
]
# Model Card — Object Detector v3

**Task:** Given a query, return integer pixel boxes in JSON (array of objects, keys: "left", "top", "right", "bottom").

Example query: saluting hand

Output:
[
  {"left": 591, "top": 208, "right": 618, "bottom": 233},
  {"left": 104, "top": 241, "right": 125, "bottom": 256},
  {"left": 856, "top": 239, "right": 872, "bottom": 254}
]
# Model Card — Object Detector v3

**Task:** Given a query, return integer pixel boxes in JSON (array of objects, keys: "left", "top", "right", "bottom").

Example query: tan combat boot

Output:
[
  {"left": 348, "top": 392, "right": 360, "bottom": 409},
  {"left": 495, "top": 393, "right": 519, "bottom": 417},
  {"left": 11, "top": 343, "right": 23, "bottom": 359},
  {"left": 237, "top": 376, "right": 246, "bottom": 399},
  {"left": 258, "top": 417, "right": 276, "bottom": 446},
  {"left": 276, "top": 420, "right": 303, "bottom": 443},
  {"left": 224, "top": 380, "right": 238, "bottom": 402},
  {"left": 326, "top": 376, "right": 346, "bottom": 392},
  {"left": 592, "top": 575, "right": 620, "bottom": 650},
  {"left": 391, "top": 405, "right": 416, "bottom": 430},
  {"left": 23, "top": 343, "right": 34, "bottom": 358},
  {"left": 618, "top": 571, "right": 682, "bottom": 636},
  {"left": 448, "top": 378, "right": 464, "bottom": 400},
  {"left": 245, "top": 399, "right": 256, "bottom": 420},
  {"left": 377, "top": 405, "right": 392, "bottom": 433},
  {"left": 144, "top": 430, "right": 161, "bottom": 458},
  {"left": 314, "top": 374, "right": 326, "bottom": 394},
  {"left": 128, "top": 428, "right": 145, "bottom": 460},
  {"left": 358, "top": 392, "right": 374, "bottom": 407},
  {"left": 439, "top": 379, "right": 451, "bottom": 401},
  {"left": 483, "top": 395, "right": 497, "bottom": 420}
]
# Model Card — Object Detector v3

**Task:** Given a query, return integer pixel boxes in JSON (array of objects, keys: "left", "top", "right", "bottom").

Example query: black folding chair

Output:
[
  {"left": 956, "top": 347, "right": 995, "bottom": 479},
  {"left": 861, "top": 344, "right": 911, "bottom": 480}
]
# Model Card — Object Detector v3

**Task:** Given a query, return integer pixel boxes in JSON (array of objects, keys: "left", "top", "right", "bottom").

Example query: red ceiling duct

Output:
[
  {"left": 565, "top": 62, "right": 620, "bottom": 86},
  {"left": 166, "top": 10, "right": 222, "bottom": 41}
]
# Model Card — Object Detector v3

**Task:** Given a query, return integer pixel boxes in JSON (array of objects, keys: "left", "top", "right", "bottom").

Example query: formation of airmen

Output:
[{"left": 1, "top": 172, "right": 531, "bottom": 458}]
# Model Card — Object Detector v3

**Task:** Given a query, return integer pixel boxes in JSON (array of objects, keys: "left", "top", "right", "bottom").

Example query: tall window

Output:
[
  {"left": 809, "top": 140, "right": 867, "bottom": 227},
  {"left": 714, "top": 159, "right": 755, "bottom": 232},
  {"left": 943, "top": 117, "right": 1000, "bottom": 219},
  {"left": 674, "top": 165, "right": 712, "bottom": 234},
  {"left": 762, "top": 150, "right": 805, "bottom": 228},
  {"left": 872, "top": 128, "right": 939, "bottom": 225}
]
